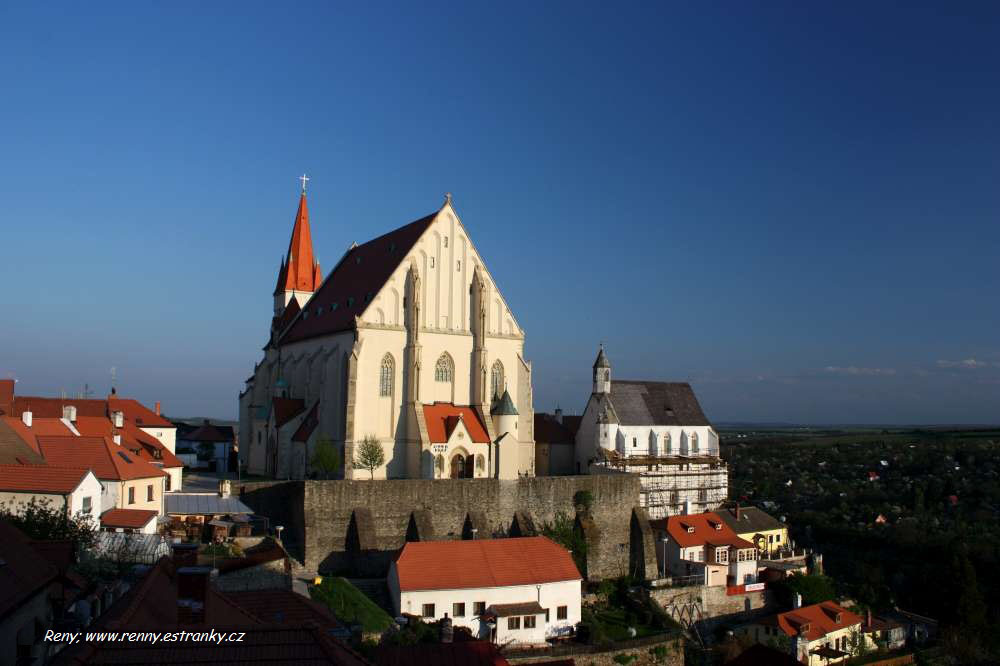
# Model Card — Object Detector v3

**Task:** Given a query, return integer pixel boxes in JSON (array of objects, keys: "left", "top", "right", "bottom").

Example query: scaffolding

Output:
[{"left": 596, "top": 450, "right": 728, "bottom": 519}]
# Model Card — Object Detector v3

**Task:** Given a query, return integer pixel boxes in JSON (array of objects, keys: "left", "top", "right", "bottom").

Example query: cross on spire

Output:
[{"left": 299, "top": 173, "right": 310, "bottom": 193}]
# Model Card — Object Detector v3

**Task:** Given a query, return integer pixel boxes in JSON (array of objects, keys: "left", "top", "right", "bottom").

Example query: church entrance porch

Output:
[{"left": 450, "top": 451, "right": 474, "bottom": 478}]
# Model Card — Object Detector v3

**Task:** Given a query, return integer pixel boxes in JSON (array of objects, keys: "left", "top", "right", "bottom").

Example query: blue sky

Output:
[{"left": 1, "top": 2, "right": 997, "bottom": 424}]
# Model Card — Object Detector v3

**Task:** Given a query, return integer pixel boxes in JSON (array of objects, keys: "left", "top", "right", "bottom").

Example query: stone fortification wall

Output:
[{"left": 237, "top": 475, "right": 655, "bottom": 580}]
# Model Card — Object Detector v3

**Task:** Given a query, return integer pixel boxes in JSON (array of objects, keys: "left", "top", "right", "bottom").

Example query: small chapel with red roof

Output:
[{"left": 240, "top": 180, "right": 535, "bottom": 480}]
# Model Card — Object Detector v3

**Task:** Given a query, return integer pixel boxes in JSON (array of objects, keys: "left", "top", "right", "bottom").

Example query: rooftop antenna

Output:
[
  {"left": 110, "top": 367, "right": 117, "bottom": 393},
  {"left": 82, "top": 383, "right": 94, "bottom": 399}
]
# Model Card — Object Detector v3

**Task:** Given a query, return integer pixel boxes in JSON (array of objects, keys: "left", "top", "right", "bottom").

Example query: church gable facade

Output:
[
  {"left": 575, "top": 346, "right": 728, "bottom": 519},
  {"left": 239, "top": 190, "right": 535, "bottom": 481}
]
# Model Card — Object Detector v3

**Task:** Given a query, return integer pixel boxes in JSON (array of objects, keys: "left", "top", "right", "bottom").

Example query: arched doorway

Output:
[{"left": 450, "top": 453, "right": 466, "bottom": 479}]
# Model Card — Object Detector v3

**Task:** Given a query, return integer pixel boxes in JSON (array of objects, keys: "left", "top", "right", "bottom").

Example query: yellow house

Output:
[
  {"left": 739, "top": 601, "right": 863, "bottom": 665},
  {"left": 717, "top": 505, "right": 789, "bottom": 558}
]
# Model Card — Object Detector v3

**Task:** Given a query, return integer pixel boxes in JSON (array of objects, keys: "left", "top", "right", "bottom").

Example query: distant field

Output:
[{"left": 718, "top": 426, "right": 1000, "bottom": 449}]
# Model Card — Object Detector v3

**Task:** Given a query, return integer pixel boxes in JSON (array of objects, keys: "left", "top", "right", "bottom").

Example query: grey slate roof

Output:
[
  {"left": 605, "top": 380, "right": 710, "bottom": 426},
  {"left": 593, "top": 345, "right": 610, "bottom": 368},
  {"left": 716, "top": 506, "right": 786, "bottom": 534},
  {"left": 490, "top": 389, "right": 518, "bottom": 416},
  {"left": 165, "top": 493, "right": 254, "bottom": 516}
]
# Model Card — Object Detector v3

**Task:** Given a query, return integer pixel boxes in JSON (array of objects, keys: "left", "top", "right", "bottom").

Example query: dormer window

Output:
[
  {"left": 686, "top": 526, "right": 695, "bottom": 534},
  {"left": 835, "top": 612, "right": 842, "bottom": 623}
]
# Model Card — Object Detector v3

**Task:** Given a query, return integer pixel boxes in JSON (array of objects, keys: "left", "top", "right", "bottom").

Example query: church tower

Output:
[
  {"left": 273, "top": 177, "right": 322, "bottom": 316},
  {"left": 593, "top": 344, "right": 611, "bottom": 394}
]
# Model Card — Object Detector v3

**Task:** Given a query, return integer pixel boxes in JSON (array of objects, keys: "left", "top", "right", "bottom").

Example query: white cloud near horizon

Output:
[{"left": 823, "top": 366, "right": 897, "bottom": 376}]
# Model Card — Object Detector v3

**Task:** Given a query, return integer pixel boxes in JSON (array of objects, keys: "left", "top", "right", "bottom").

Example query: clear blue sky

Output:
[{"left": 1, "top": 2, "right": 998, "bottom": 424}]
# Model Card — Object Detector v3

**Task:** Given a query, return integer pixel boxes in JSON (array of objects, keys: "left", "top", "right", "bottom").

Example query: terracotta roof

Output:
[
  {"left": 37, "top": 436, "right": 167, "bottom": 481},
  {"left": 663, "top": 512, "right": 756, "bottom": 550},
  {"left": 7, "top": 395, "right": 173, "bottom": 428},
  {"left": 184, "top": 421, "right": 234, "bottom": 443},
  {"left": 222, "top": 588, "right": 339, "bottom": 627},
  {"left": 605, "top": 381, "right": 711, "bottom": 426},
  {"left": 0, "top": 419, "right": 46, "bottom": 464},
  {"left": 0, "top": 464, "right": 93, "bottom": 494},
  {"left": 1, "top": 415, "right": 74, "bottom": 453},
  {"left": 375, "top": 641, "right": 509, "bottom": 666},
  {"left": 0, "top": 520, "right": 59, "bottom": 619},
  {"left": 533, "top": 413, "right": 575, "bottom": 445},
  {"left": 394, "top": 537, "right": 581, "bottom": 592},
  {"left": 759, "top": 601, "right": 862, "bottom": 641},
  {"left": 423, "top": 403, "right": 490, "bottom": 444},
  {"left": 271, "top": 397, "right": 306, "bottom": 428},
  {"left": 292, "top": 402, "right": 319, "bottom": 443},
  {"left": 274, "top": 193, "right": 323, "bottom": 295},
  {"left": 280, "top": 210, "right": 439, "bottom": 344},
  {"left": 100, "top": 508, "right": 159, "bottom": 529},
  {"left": 57, "top": 555, "right": 368, "bottom": 665},
  {"left": 74, "top": 417, "right": 183, "bottom": 468}
]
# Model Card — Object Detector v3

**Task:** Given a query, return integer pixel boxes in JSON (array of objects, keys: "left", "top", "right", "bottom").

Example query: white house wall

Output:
[{"left": 390, "top": 575, "right": 581, "bottom": 644}]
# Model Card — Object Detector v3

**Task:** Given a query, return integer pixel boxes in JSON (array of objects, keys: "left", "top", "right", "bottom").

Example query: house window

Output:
[
  {"left": 435, "top": 354, "right": 454, "bottom": 382},
  {"left": 147, "top": 484, "right": 154, "bottom": 501},
  {"left": 165, "top": 474, "right": 172, "bottom": 491},
  {"left": 691, "top": 431, "right": 699, "bottom": 453},
  {"left": 380, "top": 354, "right": 394, "bottom": 397},
  {"left": 633, "top": 437, "right": 637, "bottom": 447},
  {"left": 523, "top": 615, "right": 536, "bottom": 628},
  {"left": 421, "top": 604, "right": 435, "bottom": 618},
  {"left": 453, "top": 603, "right": 465, "bottom": 617},
  {"left": 82, "top": 496, "right": 92, "bottom": 514},
  {"left": 457, "top": 260, "right": 461, "bottom": 271},
  {"left": 507, "top": 616, "right": 520, "bottom": 630},
  {"left": 128, "top": 487, "right": 135, "bottom": 505},
  {"left": 557, "top": 606, "right": 568, "bottom": 620},
  {"left": 474, "top": 601, "right": 486, "bottom": 616}
]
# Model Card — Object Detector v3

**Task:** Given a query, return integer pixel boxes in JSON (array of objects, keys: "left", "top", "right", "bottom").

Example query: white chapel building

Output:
[
  {"left": 240, "top": 187, "right": 536, "bottom": 480},
  {"left": 575, "top": 345, "right": 728, "bottom": 519}
]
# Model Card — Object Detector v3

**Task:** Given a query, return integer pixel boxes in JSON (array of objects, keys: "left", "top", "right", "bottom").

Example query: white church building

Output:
[
  {"left": 575, "top": 346, "right": 728, "bottom": 519},
  {"left": 240, "top": 185, "right": 535, "bottom": 480}
]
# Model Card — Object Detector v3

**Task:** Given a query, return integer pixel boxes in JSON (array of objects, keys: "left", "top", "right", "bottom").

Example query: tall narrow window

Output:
[
  {"left": 491, "top": 360, "right": 504, "bottom": 399},
  {"left": 691, "top": 431, "right": 699, "bottom": 453},
  {"left": 435, "top": 354, "right": 454, "bottom": 382},
  {"left": 380, "top": 354, "right": 394, "bottom": 397}
]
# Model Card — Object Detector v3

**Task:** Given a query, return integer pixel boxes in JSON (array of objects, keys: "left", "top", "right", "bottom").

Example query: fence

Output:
[{"left": 503, "top": 630, "right": 684, "bottom": 660}]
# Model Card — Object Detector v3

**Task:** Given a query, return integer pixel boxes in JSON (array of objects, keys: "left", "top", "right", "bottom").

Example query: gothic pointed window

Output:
[
  {"left": 435, "top": 354, "right": 454, "bottom": 383},
  {"left": 380, "top": 354, "right": 394, "bottom": 397},
  {"left": 491, "top": 360, "right": 504, "bottom": 399},
  {"left": 663, "top": 432, "right": 671, "bottom": 453}
]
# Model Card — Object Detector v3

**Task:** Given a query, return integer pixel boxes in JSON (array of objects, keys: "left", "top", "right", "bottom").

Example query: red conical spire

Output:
[{"left": 276, "top": 192, "right": 323, "bottom": 293}]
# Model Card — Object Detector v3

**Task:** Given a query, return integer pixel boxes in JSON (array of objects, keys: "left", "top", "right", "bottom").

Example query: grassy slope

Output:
[{"left": 309, "top": 576, "right": 394, "bottom": 633}]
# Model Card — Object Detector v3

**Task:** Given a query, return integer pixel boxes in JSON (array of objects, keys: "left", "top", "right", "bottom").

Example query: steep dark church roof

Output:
[
  {"left": 490, "top": 389, "right": 518, "bottom": 416},
  {"left": 606, "top": 380, "right": 710, "bottom": 426},
  {"left": 280, "top": 211, "right": 439, "bottom": 345}
]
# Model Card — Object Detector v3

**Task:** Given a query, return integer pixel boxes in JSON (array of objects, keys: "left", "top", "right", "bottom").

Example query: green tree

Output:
[
  {"left": 954, "top": 550, "right": 987, "bottom": 631},
  {"left": 310, "top": 434, "right": 341, "bottom": 479},
  {"left": 353, "top": 435, "right": 385, "bottom": 480},
  {"left": 540, "top": 512, "right": 588, "bottom": 577},
  {"left": 782, "top": 573, "right": 837, "bottom": 605},
  {"left": 0, "top": 497, "right": 96, "bottom": 549}
]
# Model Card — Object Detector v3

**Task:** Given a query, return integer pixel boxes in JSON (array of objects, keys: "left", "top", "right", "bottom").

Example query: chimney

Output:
[
  {"left": 63, "top": 404, "right": 77, "bottom": 423},
  {"left": 0, "top": 379, "right": 14, "bottom": 415},
  {"left": 176, "top": 566, "right": 212, "bottom": 624},
  {"left": 440, "top": 613, "right": 453, "bottom": 643},
  {"left": 218, "top": 479, "right": 231, "bottom": 498},
  {"left": 155, "top": 401, "right": 161, "bottom": 416},
  {"left": 22, "top": 410, "right": 32, "bottom": 427},
  {"left": 793, "top": 593, "right": 802, "bottom": 609},
  {"left": 112, "top": 410, "right": 124, "bottom": 428},
  {"left": 554, "top": 407, "right": 563, "bottom": 424}
]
